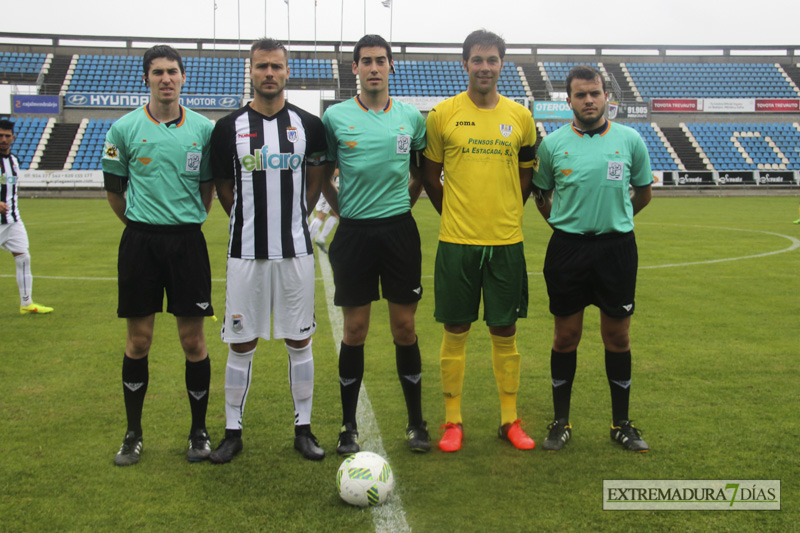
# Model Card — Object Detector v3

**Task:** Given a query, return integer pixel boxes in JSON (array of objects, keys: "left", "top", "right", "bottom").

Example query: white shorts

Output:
[
  {"left": 314, "top": 196, "right": 332, "bottom": 215},
  {"left": 0, "top": 222, "right": 29, "bottom": 254},
  {"left": 221, "top": 255, "right": 316, "bottom": 343}
]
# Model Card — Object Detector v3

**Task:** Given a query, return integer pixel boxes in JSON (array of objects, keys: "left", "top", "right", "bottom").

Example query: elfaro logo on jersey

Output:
[{"left": 240, "top": 146, "right": 303, "bottom": 172}]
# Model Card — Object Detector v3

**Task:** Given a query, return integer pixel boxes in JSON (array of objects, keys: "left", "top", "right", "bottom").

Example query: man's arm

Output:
[
  {"left": 519, "top": 166, "right": 533, "bottom": 205},
  {"left": 306, "top": 162, "right": 331, "bottom": 212},
  {"left": 420, "top": 156, "right": 444, "bottom": 215},
  {"left": 532, "top": 186, "right": 553, "bottom": 223},
  {"left": 319, "top": 163, "right": 339, "bottom": 215},
  {"left": 214, "top": 177, "right": 234, "bottom": 217},
  {"left": 408, "top": 150, "right": 424, "bottom": 207},
  {"left": 106, "top": 190, "right": 128, "bottom": 224},
  {"left": 631, "top": 184, "right": 652, "bottom": 215},
  {"left": 200, "top": 180, "right": 214, "bottom": 215}
]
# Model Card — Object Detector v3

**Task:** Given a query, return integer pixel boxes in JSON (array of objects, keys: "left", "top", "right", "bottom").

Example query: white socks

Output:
[
  {"left": 286, "top": 340, "right": 315, "bottom": 427},
  {"left": 224, "top": 347, "right": 255, "bottom": 430},
  {"left": 15, "top": 253, "right": 33, "bottom": 306}
]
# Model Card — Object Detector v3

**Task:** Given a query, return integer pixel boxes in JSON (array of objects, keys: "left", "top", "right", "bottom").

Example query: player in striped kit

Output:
[
  {"left": 0, "top": 119, "right": 53, "bottom": 315},
  {"left": 208, "top": 38, "right": 329, "bottom": 463}
]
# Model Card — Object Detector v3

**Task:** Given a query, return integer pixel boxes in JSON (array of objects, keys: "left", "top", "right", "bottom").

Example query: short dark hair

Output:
[
  {"left": 353, "top": 34, "right": 392, "bottom": 64},
  {"left": 462, "top": 29, "right": 506, "bottom": 62},
  {"left": 0, "top": 119, "right": 14, "bottom": 132},
  {"left": 142, "top": 45, "right": 185, "bottom": 77},
  {"left": 566, "top": 65, "right": 606, "bottom": 97},
  {"left": 250, "top": 38, "right": 288, "bottom": 62}
]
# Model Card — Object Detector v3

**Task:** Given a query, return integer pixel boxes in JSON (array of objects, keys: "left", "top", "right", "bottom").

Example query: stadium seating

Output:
[
  {"left": 67, "top": 55, "right": 247, "bottom": 95},
  {"left": 626, "top": 62, "right": 799, "bottom": 100},
  {"left": 684, "top": 121, "right": 800, "bottom": 170},
  {"left": 0, "top": 117, "right": 48, "bottom": 169},
  {"left": 71, "top": 118, "right": 116, "bottom": 171},
  {"left": 0, "top": 52, "right": 47, "bottom": 75},
  {"left": 288, "top": 58, "right": 335, "bottom": 79},
  {"left": 542, "top": 62, "right": 599, "bottom": 84},
  {"left": 390, "top": 60, "right": 526, "bottom": 98}
]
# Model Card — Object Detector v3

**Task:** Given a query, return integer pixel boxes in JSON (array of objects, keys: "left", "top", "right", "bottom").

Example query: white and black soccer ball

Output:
[{"left": 336, "top": 451, "right": 394, "bottom": 507}]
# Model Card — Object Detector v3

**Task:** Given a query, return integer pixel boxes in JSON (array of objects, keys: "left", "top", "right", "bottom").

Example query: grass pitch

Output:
[{"left": 0, "top": 195, "right": 798, "bottom": 532}]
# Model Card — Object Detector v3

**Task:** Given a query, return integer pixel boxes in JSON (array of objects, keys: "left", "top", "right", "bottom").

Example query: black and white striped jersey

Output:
[
  {"left": 211, "top": 103, "right": 327, "bottom": 259},
  {"left": 0, "top": 153, "right": 21, "bottom": 225}
]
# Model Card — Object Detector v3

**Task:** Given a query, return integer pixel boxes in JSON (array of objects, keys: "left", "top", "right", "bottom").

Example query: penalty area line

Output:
[{"left": 318, "top": 254, "right": 411, "bottom": 533}]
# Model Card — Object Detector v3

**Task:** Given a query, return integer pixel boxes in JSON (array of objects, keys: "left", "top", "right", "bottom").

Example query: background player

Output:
[
  {"left": 103, "top": 45, "right": 215, "bottom": 466},
  {"left": 209, "top": 38, "right": 328, "bottom": 463},
  {"left": 307, "top": 168, "right": 339, "bottom": 253},
  {"left": 322, "top": 34, "right": 430, "bottom": 454},
  {"left": 532, "top": 65, "right": 653, "bottom": 452},
  {"left": 422, "top": 29, "right": 537, "bottom": 453},
  {"left": 0, "top": 119, "right": 53, "bottom": 315}
]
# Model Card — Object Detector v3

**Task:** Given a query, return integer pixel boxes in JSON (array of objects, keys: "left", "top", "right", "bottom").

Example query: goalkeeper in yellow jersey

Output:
[{"left": 421, "top": 30, "right": 538, "bottom": 452}]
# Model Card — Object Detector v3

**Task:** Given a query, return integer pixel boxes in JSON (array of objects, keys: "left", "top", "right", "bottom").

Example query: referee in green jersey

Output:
[
  {"left": 102, "top": 45, "right": 215, "bottom": 466},
  {"left": 532, "top": 65, "right": 653, "bottom": 452},
  {"left": 322, "top": 34, "right": 430, "bottom": 454}
]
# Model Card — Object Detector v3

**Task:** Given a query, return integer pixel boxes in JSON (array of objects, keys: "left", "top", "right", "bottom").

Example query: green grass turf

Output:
[{"left": 0, "top": 195, "right": 798, "bottom": 532}]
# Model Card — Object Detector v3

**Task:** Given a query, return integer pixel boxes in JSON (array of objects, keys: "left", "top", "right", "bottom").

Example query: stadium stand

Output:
[
  {"left": 288, "top": 58, "right": 335, "bottom": 79},
  {"left": 0, "top": 52, "right": 48, "bottom": 76},
  {"left": 65, "top": 55, "right": 248, "bottom": 95},
  {"left": 390, "top": 60, "right": 525, "bottom": 97},
  {"left": 68, "top": 118, "right": 116, "bottom": 171},
  {"left": 625, "top": 62, "right": 800, "bottom": 100},
  {"left": 0, "top": 116, "right": 49, "bottom": 169},
  {"left": 542, "top": 61, "right": 600, "bottom": 85},
  {"left": 1, "top": 34, "right": 798, "bottom": 188},
  {"left": 684, "top": 121, "right": 800, "bottom": 171}
]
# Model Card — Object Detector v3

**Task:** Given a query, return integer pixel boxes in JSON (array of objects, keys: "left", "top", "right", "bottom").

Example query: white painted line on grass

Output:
[
  {"left": 636, "top": 224, "right": 800, "bottom": 269},
  {"left": 317, "top": 254, "right": 411, "bottom": 533}
]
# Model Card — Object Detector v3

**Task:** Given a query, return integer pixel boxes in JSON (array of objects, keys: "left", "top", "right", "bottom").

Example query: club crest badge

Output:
[
  {"left": 607, "top": 161, "right": 624, "bottom": 181},
  {"left": 286, "top": 127, "right": 298, "bottom": 143},
  {"left": 186, "top": 151, "right": 201, "bottom": 173},
  {"left": 396, "top": 134, "right": 411, "bottom": 154},
  {"left": 499, "top": 124, "right": 512, "bottom": 138}
]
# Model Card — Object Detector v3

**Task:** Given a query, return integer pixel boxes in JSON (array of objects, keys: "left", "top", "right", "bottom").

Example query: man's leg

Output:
[
  {"left": 13, "top": 251, "right": 33, "bottom": 306},
  {"left": 177, "top": 316, "right": 211, "bottom": 461},
  {"left": 319, "top": 215, "right": 338, "bottom": 242},
  {"left": 287, "top": 337, "right": 324, "bottom": 460},
  {"left": 491, "top": 323, "right": 535, "bottom": 450},
  {"left": 601, "top": 312, "right": 648, "bottom": 452},
  {"left": 389, "top": 301, "right": 429, "bottom": 451},
  {"left": 10, "top": 227, "right": 51, "bottom": 313},
  {"left": 542, "top": 311, "right": 583, "bottom": 451},
  {"left": 337, "top": 304, "right": 370, "bottom": 454},
  {"left": 210, "top": 339, "right": 256, "bottom": 464},
  {"left": 114, "top": 314, "right": 154, "bottom": 466}
]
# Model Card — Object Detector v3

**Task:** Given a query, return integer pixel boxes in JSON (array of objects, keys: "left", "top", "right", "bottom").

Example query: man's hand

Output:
[{"left": 0, "top": 201, "right": 8, "bottom": 215}]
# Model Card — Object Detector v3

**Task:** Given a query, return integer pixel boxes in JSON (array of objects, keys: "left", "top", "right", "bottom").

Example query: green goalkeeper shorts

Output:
[{"left": 433, "top": 241, "right": 528, "bottom": 327}]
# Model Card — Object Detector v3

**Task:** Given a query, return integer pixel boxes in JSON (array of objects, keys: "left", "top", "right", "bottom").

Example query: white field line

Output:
[
  {"left": 317, "top": 253, "right": 411, "bottom": 533},
  {"left": 5, "top": 226, "right": 797, "bottom": 284}
]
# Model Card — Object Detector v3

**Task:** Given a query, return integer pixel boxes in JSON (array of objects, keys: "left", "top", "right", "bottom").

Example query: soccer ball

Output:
[{"left": 336, "top": 451, "right": 394, "bottom": 507}]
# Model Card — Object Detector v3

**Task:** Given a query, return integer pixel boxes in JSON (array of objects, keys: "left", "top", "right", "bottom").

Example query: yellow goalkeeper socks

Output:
[
  {"left": 440, "top": 329, "right": 469, "bottom": 425},
  {"left": 491, "top": 333, "right": 521, "bottom": 426}
]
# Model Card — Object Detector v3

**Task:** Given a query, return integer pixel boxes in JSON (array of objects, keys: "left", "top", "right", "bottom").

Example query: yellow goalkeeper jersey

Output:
[{"left": 424, "top": 92, "right": 536, "bottom": 245}]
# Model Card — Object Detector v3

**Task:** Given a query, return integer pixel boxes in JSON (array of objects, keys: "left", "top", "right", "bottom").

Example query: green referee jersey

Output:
[
  {"left": 533, "top": 121, "right": 653, "bottom": 234},
  {"left": 322, "top": 96, "right": 426, "bottom": 219},
  {"left": 102, "top": 105, "right": 213, "bottom": 225}
]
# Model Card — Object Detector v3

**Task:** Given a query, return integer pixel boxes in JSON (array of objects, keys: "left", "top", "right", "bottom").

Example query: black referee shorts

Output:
[
  {"left": 543, "top": 229, "right": 638, "bottom": 318},
  {"left": 117, "top": 221, "right": 214, "bottom": 318},
  {"left": 328, "top": 212, "right": 422, "bottom": 307}
]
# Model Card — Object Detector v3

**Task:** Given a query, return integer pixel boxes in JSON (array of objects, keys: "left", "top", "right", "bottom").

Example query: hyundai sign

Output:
[{"left": 65, "top": 92, "right": 240, "bottom": 110}]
